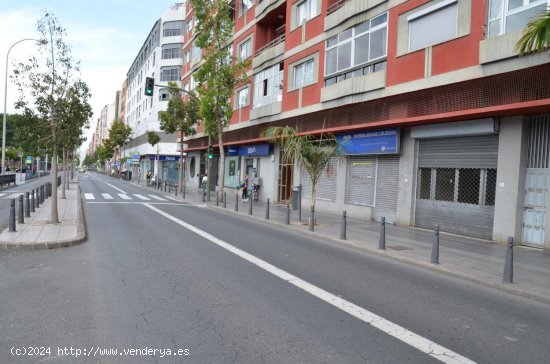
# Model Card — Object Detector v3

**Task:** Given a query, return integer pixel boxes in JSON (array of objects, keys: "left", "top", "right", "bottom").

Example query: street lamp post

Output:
[{"left": 2, "top": 38, "right": 42, "bottom": 175}]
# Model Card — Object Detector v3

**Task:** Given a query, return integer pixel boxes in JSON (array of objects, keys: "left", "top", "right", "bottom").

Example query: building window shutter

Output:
[{"left": 409, "top": 3, "right": 458, "bottom": 52}]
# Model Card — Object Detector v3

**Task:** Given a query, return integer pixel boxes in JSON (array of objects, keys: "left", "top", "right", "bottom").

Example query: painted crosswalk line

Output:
[
  {"left": 101, "top": 193, "right": 114, "bottom": 200},
  {"left": 84, "top": 193, "right": 95, "bottom": 200},
  {"left": 118, "top": 194, "right": 132, "bottom": 200},
  {"left": 133, "top": 194, "right": 150, "bottom": 201},
  {"left": 148, "top": 195, "right": 167, "bottom": 201}
]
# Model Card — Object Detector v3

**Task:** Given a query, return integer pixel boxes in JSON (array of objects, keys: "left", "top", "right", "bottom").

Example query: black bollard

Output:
[
  {"left": 235, "top": 193, "right": 239, "bottom": 212},
  {"left": 223, "top": 192, "right": 227, "bottom": 208},
  {"left": 248, "top": 196, "right": 253, "bottom": 215},
  {"left": 298, "top": 185, "right": 302, "bottom": 222},
  {"left": 168, "top": 183, "right": 171, "bottom": 193},
  {"left": 175, "top": 184, "right": 177, "bottom": 196},
  {"left": 285, "top": 203, "right": 290, "bottom": 225},
  {"left": 202, "top": 188, "right": 205, "bottom": 202},
  {"left": 503, "top": 237, "right": 514, "bottom": 283},
  {"left": 36, "top": 188, "right": 40, "bottom": 208},
  {"left": 340, "top": 210, "right": 347, "bottom": 240},
  {"left": 18, "top": 195, "right": 24, "bottom": 224},
  {"left": 9, "top": 199, "right": 16, "bottom": 232},
  {"left": 431, "top": 225, "right": 440, "bottom": 264},
  {"left": 41, "top": 185, "right": 44, "bottom": 203},
  {"left": 216, "top": 191, "right": 219, "bottom": 206},
  {"left": 265, "top": 198, "right": 270, "bottom": 220},
  {"left": 31, "top": 189, "right": 35, "bottom": 212},
  {"left": 25, "top": 192, "right": 30, "bottom": 218},
  {"left": 183, "top": 185, "right": 185, "bottom": 199},
  {"left": 379, "top": 216, "right": 386, "bottom": 250},
  {"left": 309, "top": 206, "right": 314, "bottom": 232}
]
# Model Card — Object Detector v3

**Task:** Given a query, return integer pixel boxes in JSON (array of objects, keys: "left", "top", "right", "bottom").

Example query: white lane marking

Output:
[
  {"left": 118, "top": 194, "right": 132, "bottom": 200},
  {"left": 6, "top": 193, "right": 22, "bottom": 199},
  {"left": 143, "top": 203, "right": 475, "bottom": 364},
  {"left": 104, "top": 182, "right": 127, "bottom": 194},
  {"left": 101, "top": 193, "right": 114, "bottom": 200},
  {"left": 0, "top": 193, "right": 5, "bottom": 197},
  {"left": 163, "top": 195, "right": 181, "bottom": 202},
  {"left": 84, "top": 193, "right": 95, "bottom": 200},
  {"left": 148, "top": 195, "right": 167, "bottom": 201},
  {"left": 133, "top": 194, "right": 150, "bottom": 201}
]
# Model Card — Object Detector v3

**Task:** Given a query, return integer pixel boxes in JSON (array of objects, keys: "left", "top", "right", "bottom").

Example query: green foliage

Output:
[
  {"left": 159, "top": 81, "right": 199, "bottom": 136},
  {"left": 263, "top": 126, "right": 342, "bottom": 215},
  {"left": 82, "top": 154, "right": 95, "bottom": 167},
  {"left": 147, "top": 131, "right": 161, "bottom": 147},
  {"left": 95, "top": 144, "right": 113, "bottom": 165},
  {"left": 57, "top": 80, "right": 93, "bottom": 150},
  {"left": 107, "top": 119, "right": 132, "bottom": 149},
  {"left": 517, "top": 10, "right": 550, "bottom": 56}
]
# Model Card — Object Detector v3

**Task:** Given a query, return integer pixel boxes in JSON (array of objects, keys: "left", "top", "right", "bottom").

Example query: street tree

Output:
[
  {"left": 147, "top": 131, "right": 161, "bottom": 178},
  {"left": 57, "top": 80, "right": 92, "bottom": 197},
  {"left": 517, "top": 10, "right": 550, "bottom": 55},
  {"left": 12, "top": 11, "right": 81, "bottom": 223},
  {"left": 106, "top": 119, "right": 132, "bottom": 173},
  {"left": 95, "top": 144, "right": 113, "bottom": 174},
  {"left": 263, "top": 126, "right": 342, "bottom": 225},
  {"left": 190, "top": 0, "right": 250, "bottom": 199},
  {"left": 159, "top": 81, "right": 199, "bottom": 191}
]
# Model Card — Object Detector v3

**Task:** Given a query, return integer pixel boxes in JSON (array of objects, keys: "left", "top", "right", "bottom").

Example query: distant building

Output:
[{"left": 122, "top": 2, "right": 186, "bottom": 181}]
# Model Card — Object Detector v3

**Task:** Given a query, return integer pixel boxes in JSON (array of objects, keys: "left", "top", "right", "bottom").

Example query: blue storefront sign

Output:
[
  {"left": 227, "top": 144, "right": 271, "bottom": 156},
  {"left": 337, "top": 128, "right": 400, "bottom": 155},
  {"left": 148, "top": 155, "right": 181, "bottom": 161}
]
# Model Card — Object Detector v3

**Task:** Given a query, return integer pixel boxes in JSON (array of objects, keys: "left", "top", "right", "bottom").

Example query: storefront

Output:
[{"left": 225, "top": 144, "right": 272, "bottom": 199}]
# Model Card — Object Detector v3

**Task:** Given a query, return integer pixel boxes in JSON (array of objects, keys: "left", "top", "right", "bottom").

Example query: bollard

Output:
[
  {"left": 31, "top": 189, "right": 35, "bottom": 212},
  {"left": 340, "top": 210, "right": 347, "bottom": 240},
  {"left": 168, "top": 183, "right": 171, "bottom": 193},
  {"left": 183, "top": 185, "right": 185, "bottom": 199},
  {"left": 9, "top": 199, "right": 16, "bottom": 232},
  {"left": 248, "top": 196, "right": 253, "bottom": 215},
  {"left": 48, "top": 182, "right": 51, "bottom": 197},
  {"left": 25, "top": 192, "right": 30, "bottom": 218},
  {"left": 41, "top": 185, "right": 44, "bottom": 203},
  {"left": 235, "top": 193, "right": 239, "bottom": 212},
  {"left": 36, "top": 188, "right": 40, "bottom": 208},
  {"left": 431, "top": 225, "right": 440, "bottom": 264},
  {"left": 285, "top": 203, "right": 290, "bottom": 225},
  {"left": 223, "top": 192, "right": 227, "bottom": 208},
  {"left": 175, "top": 184, "right": 177, "bottom": 196},
  {"left": 265, "top": 198, "right": 270, "bottom": 220},
  {"left": 298, "top": 184, "right": 302, "bottom": 222},
  {"left": 202, "top": 189, "right": 205, "bottom": 202},
  {"left": 164, "top": 182, "right": 167, "bottom": 192},
  {"left": 216, "top": 191, "right": 219, "bottom": 206},
  {"left": 503, "top": 237, "right": 514, "bottom": 283},
  {"left": 379, "top": 216, "right": 386, "bottom": 250},
  {"left": 309, "top": 206, "right": 315, "bottom": 232},
  {"left": 18, "top": 195, "right": 24, "bottom": 224}
]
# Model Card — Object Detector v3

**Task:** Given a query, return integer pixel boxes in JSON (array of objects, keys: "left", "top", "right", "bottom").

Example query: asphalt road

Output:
[{"left": 0, "top": 172, "right": 549, "bottom": 363}]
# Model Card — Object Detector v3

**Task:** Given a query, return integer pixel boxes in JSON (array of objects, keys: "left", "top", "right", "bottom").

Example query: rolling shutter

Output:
[
  {"left": 375, "top": 156, "right": 400, "bottom": 222},
  {"left": 346, "top": 156, "right": 376, "bottom": 206}
]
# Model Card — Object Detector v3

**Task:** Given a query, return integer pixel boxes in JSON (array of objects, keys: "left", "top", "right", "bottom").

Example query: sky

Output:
[{"left": 0, "top": 0, "right": 182, "bottom": 157}]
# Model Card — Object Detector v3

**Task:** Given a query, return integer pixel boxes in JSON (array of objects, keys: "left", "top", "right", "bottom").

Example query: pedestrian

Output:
[
  {"left": 146, "top": 170, "right": 152, "bottom": 186},
  {"left": 240, "top": 175, "right": 249, "bottom": 201},
  {"left": 202, "top": 173, "right": 208, "bottom": 195}
]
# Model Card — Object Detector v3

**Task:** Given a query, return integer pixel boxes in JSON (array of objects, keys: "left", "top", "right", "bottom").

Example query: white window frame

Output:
[
  {"left": 296, "top": 0, "right": 317, "bottom": 26},
  {"left": 253, "top": 63, "right": 283, "bottom": 109},
  {"left": 488, "top": 0, "right": 549, "bottom": 37},
  {"left": 185, "top": 50, "right": 190, "bottom": 64},
  {"left": 407, "top": 0, "right": 458, "bottom": 52},
  {"left": 294, "top": 59, "right": 315, "bottom": 89},
  {"left": 239, "top": 38, "right": 252, "bottom": 60},
  {"left": 235, "top": 86, "right": 250, "bottom": 109},
  {"left": 324, "top": 12, "right": 388, "bottom": 78}
]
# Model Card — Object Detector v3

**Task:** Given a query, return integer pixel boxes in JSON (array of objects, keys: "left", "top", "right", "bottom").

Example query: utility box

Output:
[{"left": 291, "top": 186, "right": 300, "bottom": 210}]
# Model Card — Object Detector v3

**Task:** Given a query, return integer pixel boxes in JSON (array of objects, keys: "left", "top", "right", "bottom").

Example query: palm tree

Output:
[
  {"left": 263, "top": 126, "right": 342, "bottom": 225},
  {"left": 517, "top": 10, "right": 550, "bottom": 56}
]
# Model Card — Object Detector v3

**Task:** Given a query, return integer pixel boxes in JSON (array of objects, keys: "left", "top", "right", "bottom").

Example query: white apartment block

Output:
[{"left": 122, "top": 2, "right": 186, "bottom": 180}]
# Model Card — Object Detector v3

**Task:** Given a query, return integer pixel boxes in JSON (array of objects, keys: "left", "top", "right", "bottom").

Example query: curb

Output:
[{"left": 0, "top": 185, "right": 86, "bottom": 250}]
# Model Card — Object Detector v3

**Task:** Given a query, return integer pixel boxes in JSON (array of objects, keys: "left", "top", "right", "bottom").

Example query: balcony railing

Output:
[
  {"left": 254, "top": 25, "right": 286, "bottom": 57},
  {"left": 327, "top": 0, "right": 350, "bottom": 15}
]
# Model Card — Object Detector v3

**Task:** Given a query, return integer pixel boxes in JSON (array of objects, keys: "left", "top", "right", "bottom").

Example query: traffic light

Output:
[
  {"left": 207, "top": 145, "right": 213, "bottom": 159},
  {"left": 145, "top": 77, "right": 155, "bottom": 96}
]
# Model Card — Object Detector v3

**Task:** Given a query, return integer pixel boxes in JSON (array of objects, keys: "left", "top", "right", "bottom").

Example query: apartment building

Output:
[
  {"left": 181, "top": 0, "right": 550, "bottom": 249},
  {"left": 122, "top": 2, "right": 186, "bottom": 181}
]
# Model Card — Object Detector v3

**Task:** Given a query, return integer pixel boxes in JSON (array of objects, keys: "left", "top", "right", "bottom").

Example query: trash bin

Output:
[{"left": 291, "top": 186, "right": 299, "bottom": 210}]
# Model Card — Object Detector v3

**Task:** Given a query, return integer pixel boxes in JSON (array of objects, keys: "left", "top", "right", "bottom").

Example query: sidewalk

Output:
[
  {"left": 0, "top": 179, "right": 85, "bottom": 250},
  {"left": 137, "top": 178, "right": 550, "bottom": 305}
]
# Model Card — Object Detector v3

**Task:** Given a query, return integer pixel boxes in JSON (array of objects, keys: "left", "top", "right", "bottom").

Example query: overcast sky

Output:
[{"left": 0, "top": 0, "right": 182, "bottom": 156}]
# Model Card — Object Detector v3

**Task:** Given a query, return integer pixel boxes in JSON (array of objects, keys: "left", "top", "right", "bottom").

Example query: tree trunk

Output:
[
  {"left": 311, "top": 184, "right": 317, "bottom": 225},
  {"left": 178, "top": 130, "right": 184, "bottom": 193},
  {"left": 217, "top": 125, "right": 225, "bottom": 199},
  {"left": 61, "top": 147, "right": 66, "bottom": 199},
  {"left": 50, "top": 147, "right": 59, "bottom": 224}
]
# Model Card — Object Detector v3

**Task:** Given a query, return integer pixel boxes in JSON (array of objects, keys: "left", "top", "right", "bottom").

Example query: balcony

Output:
[
  {"left": 256, "top": 0, "right": 286, "bottom": 21},
  {"left": 321, "top": 69, "right": 386, "bottom": 103},
  {"left": 325, "top": 0, "right": 386, "bottom": 32}
]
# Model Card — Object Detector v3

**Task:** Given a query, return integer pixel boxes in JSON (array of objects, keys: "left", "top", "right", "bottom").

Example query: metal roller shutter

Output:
[
  {"left": 301, "top": 158, "right": 338, "bottom": 201},
  {"left": 346, "top": 156, "right": 376, "bottom": 206},
  {"left": 415, "top": 135, "right": 499, "bottom": 239},
  {"left": 375, "top": 156, "right": 400, "bottom": 223}
]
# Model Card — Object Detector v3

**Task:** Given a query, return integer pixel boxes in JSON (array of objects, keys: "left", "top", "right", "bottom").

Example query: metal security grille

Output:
[
  {"left": 415, "top": 135, "right": 498, "bottom": 239},
  {"left": 374, "top": 156, "right": 400, "bottom": 223},
  {"left": 527, "top": 115, "right": 550, "bottom": 168}
]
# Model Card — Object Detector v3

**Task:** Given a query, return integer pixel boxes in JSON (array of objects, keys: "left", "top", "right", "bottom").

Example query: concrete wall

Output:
[
  {"left": 395, "top": 128, "right": 416, "bottom": 226},
  {"left": 493, "top": 116, "right": 528, "bottom": 244}
]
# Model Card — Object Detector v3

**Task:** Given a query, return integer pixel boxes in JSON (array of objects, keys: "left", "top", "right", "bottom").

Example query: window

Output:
[
  {"left": 239, "top": 38, "right": 252, "bottom": 60},
  {"left": 240, "top": 0, "right": 254, "bottom": 16},
  {"left": 294, "top": 59, "right": 315, "bottom": 88},
  {"left": 160, "top": 67, "right": 181, "bottom": 81},
  {"left": 408, "top": 0, "right": 458, "bottom": 51},
  {"left": 488, "top": 0, "right": 549, "bottom": 37},
  {"left": 236, "top": 87, "right": 249, "bottom": 109},
  {"left": 191, "top": 43, "right": 201, "bottom": 61},
  {"left": 162, "top": 44, "right": 182, "bottom": 59},
  {"left": 185, "top": 50, "right": 190, "bottom": 64},
  {"left": 253, "top": 63, "right": 283, "bottom": 108},
  {"left": 296, "top": 0, "right": 317, "bottom": 26},
  {"left": 159, "top": 88, "right": 171, "bottom": 102},
  {"left": 324, "top": 13, "right": 388, "bottom": 85},
  {"left": 163, "top": 21, "right": 183, "bottom": 37},
  {"left": 186, "top": 18, "right": 194, "bottom": 34}
]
